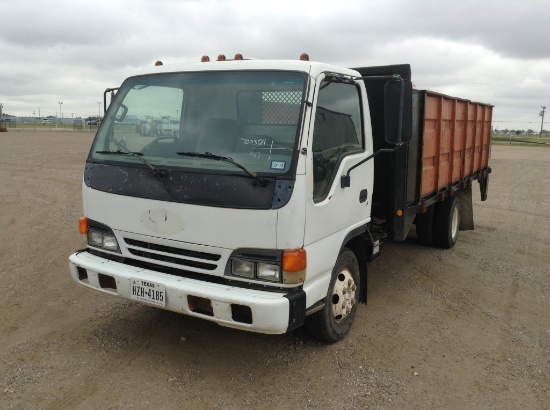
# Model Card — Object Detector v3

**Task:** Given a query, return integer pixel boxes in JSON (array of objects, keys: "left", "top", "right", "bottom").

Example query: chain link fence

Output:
[{"left": 0, "top": 117, "right": 97, "bottom": 131}]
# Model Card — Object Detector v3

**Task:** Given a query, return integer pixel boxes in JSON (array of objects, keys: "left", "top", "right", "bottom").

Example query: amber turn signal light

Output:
[
  {"left": 282, "top": 249, "right": 306, "bottom": 284},
  {"left": 78, "top": 216, "right": 88, "bottom": 234},
  {"left": 282, "top": 249, "right": 307, "bottom": 272}
]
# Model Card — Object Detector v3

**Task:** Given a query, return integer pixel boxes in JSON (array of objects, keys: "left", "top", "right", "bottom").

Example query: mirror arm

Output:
[
  {"left": 340, "top": 72, "right": 409, "bottom": 188},
  {"left": 341, "top": 144, "right": 404, "bottom": 188},
  {"left": 103, "top": 87, "right": 120, "bottom": 116}
]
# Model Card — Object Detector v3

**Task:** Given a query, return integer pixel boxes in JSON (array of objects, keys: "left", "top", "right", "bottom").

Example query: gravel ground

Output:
[{"left": 0, "top": 130, "right": 549, "bottom": 409}]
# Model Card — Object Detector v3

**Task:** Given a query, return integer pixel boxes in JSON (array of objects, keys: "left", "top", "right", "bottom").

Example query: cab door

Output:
[{"left": 304, "top": 74, "right": 373, "bottom": 271}]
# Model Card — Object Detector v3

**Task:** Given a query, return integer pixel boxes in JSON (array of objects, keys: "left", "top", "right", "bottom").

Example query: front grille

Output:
[
  {"left": 123, "top": 238, "right": 221, "bottom": 271},
  {"left": 125, "top": 238, "right": 220, "bottom": 260}
]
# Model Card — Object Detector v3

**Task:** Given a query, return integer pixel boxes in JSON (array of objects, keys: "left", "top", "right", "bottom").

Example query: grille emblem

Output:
[{"left": 140, "top": 209, "right": 184, "bottom": 235}]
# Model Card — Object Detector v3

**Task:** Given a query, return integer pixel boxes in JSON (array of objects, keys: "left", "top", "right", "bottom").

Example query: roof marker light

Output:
[
  {"left": 155, "top": 60, "right": 163, "bottom": 66},
  {"left": 217, "top": 54, "right": 226, "bottom": 61},
  {"left": 299, "top": 53, "right": 309, "bottom": 61},
  {"left": 234, "top": 53, "right": 244, "bottom": 60},
  {"left": 201, "top": 55, "right": 210, "bottom": 62}
]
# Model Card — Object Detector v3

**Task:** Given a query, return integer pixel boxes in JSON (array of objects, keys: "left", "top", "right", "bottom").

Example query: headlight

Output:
[
  {"left": 257, "top": 262, "right": 280, "bottom": 282},
  {"left": 102, "top": 234, "right": 119, "bottom": 251},
  {"left": 232, "top": 259, "right": 255, "bottom": 278},
  {"left": 87, "top": 229, "right": 120, "bottom": 253},
  {"left": 88, "top": 231, "right": 103, "bottom": 247},
  {"left": 228, "top": 250, "right": 283, "bottom": 283}
]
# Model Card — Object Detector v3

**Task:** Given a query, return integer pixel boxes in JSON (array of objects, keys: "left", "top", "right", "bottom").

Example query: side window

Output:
[{"left": 312, "top": 80, "right": 363, "bottom": 202}]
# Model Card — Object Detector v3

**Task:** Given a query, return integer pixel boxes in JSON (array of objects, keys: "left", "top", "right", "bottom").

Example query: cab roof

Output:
[{"left": 133, "top": 57, "right": 361, "bottom": 79}]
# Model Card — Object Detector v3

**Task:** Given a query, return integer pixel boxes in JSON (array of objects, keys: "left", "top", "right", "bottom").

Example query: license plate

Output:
[{"left": 130, "top": 278, "right": 166, "bottom": 307}]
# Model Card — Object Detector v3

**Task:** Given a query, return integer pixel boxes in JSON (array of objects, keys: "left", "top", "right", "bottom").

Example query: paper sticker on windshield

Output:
[{"left": 270, "top": 160, "right": 286, "bottom": 171}]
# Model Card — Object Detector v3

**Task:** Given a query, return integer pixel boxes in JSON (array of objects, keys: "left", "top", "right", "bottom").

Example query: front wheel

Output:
[{"left": 305, "top": 249, "right": 360, "bottom": 343}]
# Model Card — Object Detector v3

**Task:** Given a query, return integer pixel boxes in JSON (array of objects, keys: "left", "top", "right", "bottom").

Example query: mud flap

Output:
[
  {"left": 456, "top": 185, "right": 474, "bottom": 231},
  {"left": 285, "top": 290, "right": 306, "bottom": 332},
  {"left": 479, "top": 174, "right": 489, "bottom": 201}
]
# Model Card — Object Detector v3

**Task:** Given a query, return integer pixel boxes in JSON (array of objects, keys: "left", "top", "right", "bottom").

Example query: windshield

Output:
[{"left": 90, "top": 71, "right": 306, "bottom": 177}]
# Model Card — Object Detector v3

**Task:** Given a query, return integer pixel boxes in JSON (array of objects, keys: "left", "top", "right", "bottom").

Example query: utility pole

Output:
[{"left": 540, "top": 106, "right": 546, "bottom": 137}]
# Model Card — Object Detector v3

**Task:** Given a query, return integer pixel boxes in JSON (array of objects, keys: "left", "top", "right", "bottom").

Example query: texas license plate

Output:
[{"left": 130, "top": 278, "right": 166, "bottom": 307}]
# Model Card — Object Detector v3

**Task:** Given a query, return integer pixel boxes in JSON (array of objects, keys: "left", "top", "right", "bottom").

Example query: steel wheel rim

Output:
[
  {"left": 331, "top": 268, "right": 357, "bottom": 323},
  {"left": 451, "top": 205, "right": 459, "bottom": 240}
]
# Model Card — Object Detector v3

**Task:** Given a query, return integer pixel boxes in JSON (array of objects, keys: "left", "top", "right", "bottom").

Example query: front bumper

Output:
[{"left": 69, "top": 251, "right": 305, "bottom": 334}]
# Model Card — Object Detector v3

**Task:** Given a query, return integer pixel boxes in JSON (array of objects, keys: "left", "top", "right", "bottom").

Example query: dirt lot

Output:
[{"left": 1, "top": 130, "right": 548, "bottom": 409}]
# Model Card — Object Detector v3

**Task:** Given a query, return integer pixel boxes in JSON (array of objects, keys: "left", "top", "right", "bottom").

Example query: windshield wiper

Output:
[
  {"left": 176, "top": 151, "right": 268, "bottom": 186},
  {"left": 96, "top": 146, "right": 165, "bottom": 180},
  {"left": 96, "top": 150, "right": 143, "bottom": 155}
]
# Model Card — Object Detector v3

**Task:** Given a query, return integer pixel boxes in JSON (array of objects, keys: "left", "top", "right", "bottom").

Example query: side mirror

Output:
[
  {"left": 384, "top": 79, "right": 412, "bottom": 145},
  {"left": 115, "top": 104, "right": 128, "bottom": 123}
]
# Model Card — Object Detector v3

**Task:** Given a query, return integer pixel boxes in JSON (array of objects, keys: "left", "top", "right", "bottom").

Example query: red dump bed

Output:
[
  {"left": 420, "top": 91, "right": 493, "bottom": 198},
  {"left": 355, "top": 63, "right": 493, "bottom": 240}
]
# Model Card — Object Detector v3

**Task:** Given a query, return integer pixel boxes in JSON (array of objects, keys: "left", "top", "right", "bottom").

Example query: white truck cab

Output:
[{"left": 69, "top": 54, "right": 414, "bottom": 342}]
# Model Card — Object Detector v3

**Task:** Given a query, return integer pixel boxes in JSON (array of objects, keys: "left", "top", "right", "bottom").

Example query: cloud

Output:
[{"left": 0, "top": 0, "right": 548, "bottom": 129}]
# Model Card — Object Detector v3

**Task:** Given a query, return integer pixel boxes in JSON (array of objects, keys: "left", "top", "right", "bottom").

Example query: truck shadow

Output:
[{"left": 83, "top": 298, "right": 328, "bottom": 377}]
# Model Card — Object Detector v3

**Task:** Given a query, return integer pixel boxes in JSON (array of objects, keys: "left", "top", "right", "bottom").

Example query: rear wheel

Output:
[
  {"left": 434, "top": 196, "right": 460, "bottom": 248},
  {"left": 305, "top": 249, "right": 360, "bottom": 343}
]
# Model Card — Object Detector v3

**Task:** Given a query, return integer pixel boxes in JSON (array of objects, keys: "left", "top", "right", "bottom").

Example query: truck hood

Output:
[{"left": 84, "top": 188, "right": 278, "bottom": 250}]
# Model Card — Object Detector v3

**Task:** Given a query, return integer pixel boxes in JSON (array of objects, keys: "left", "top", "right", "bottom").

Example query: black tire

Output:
[
  {"left": 416, "top": 204, "right": 436, "bottom": 246},
  {"left": 434, "top": 196, "right": 460, "bottom": 248},
  {"left": 305, "top": 249, "right": 360, "bottom": 343}
]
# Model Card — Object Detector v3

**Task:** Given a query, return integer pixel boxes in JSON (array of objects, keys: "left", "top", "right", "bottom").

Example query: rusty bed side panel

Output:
[{"left": 420, "top": 91, "right": 492, "bottom": 198}]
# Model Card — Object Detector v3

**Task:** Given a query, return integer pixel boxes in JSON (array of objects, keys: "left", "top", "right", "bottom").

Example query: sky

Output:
[{"left": 1, "top": 0, "right": 549, "bottom": 131}]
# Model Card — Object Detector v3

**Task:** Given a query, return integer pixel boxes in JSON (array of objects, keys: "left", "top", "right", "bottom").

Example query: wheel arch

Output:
[{"left": 340, "top": 226, "right": 368, "bottom": 304}]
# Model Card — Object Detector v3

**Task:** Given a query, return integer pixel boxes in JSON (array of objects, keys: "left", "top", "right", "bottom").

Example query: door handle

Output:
[{"left": 359, "top": 189, "right": 368, "bottom": 203}]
